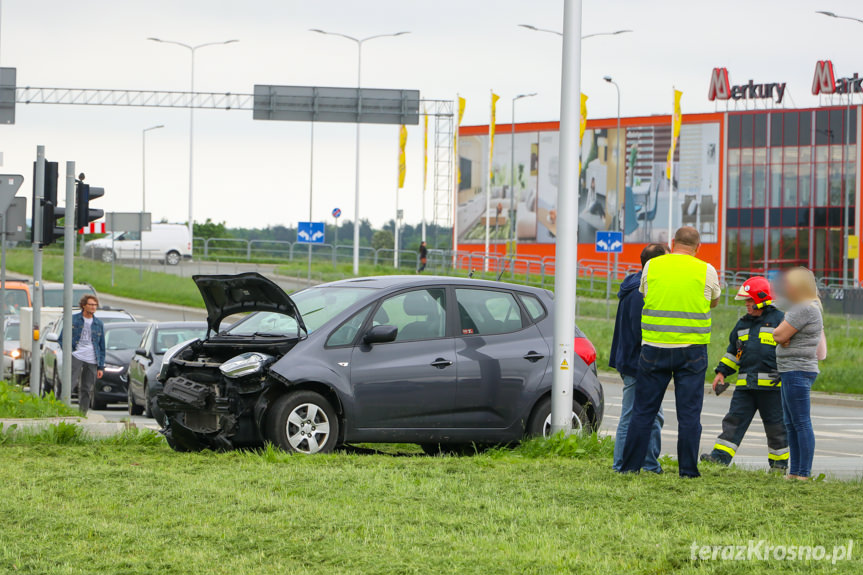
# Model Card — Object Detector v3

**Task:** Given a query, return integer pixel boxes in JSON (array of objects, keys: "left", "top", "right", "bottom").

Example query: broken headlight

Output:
[{"left": 219, "top": 352, "right": 273, "bottom": 379}]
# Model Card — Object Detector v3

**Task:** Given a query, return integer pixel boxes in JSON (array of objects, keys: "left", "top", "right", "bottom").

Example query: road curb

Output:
[
  {"left": 598, "top": 373, "right": 863, "bottom": 408},
  {"left": 0, "top": 416, "right": 136, "bottom": 437}
]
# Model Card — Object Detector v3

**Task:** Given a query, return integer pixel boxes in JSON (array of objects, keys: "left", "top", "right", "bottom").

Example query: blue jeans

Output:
[
  {"left": 613, "top": 374, "right": 664, "bottom": 473},
  {"left": 619, "top": 344, "right": 707, "bottom": 478},
  {"left": 780, "top": 371, "right": 817, "bottom": 477}
]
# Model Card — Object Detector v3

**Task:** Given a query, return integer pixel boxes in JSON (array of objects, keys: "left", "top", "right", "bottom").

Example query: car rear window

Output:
[
  {"left": 519, "top": 294, "right": 547, "bottom": 322},
  {"left": 456, "top": 288, "right": 524, "bottom": 336}
]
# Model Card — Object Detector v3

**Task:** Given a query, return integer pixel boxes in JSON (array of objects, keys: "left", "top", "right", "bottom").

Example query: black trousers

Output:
[{"left": 709, "top": 388, "right": 788, "bottom": 468}]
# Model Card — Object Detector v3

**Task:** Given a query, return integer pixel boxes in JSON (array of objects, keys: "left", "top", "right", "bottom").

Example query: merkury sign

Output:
[
  {"left": 811, "top": 60, "right": 863, "bottom": 95},
  {"left": 708, "top": 68, "right": 786, "bottom": 104}
]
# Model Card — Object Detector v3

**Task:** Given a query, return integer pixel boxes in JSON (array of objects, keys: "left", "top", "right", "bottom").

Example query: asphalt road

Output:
[{"left": 599, "top": 374, "right": 863, "bottom": 479}]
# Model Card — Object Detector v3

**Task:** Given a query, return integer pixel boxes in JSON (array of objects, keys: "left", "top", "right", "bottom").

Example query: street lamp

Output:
[
  {"left": 509, "top": 93, "right": 537, "bottom": 257},
  {"left": 815, "top": 9, "right": 858, "bottom": 287},
  {"left": 141, "top": 124, "right": 164, "bottom": 278},
  {"left": 604, "top": 76, "right": 622, "bottom": 313},
  {"left": 147, "top": 37, "right": 238, "bottom": 248},
  {"left": 518, "top": 24, "right": 632, "bottom": 39},
  {"left": 309, "top": 28, "right": 411, "bottom": 276}
]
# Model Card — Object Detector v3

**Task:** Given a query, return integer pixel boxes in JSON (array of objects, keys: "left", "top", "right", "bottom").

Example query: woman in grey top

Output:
[{"left": 773, "top": 268, "right": 824, "bottom": 480}]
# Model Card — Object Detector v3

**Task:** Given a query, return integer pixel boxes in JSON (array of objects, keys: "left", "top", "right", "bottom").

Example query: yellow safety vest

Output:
[{"left": 641, "top": 254, "right": 711, "bottom": 345}]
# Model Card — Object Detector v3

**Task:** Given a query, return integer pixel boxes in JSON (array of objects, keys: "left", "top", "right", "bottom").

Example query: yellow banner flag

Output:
[
  {"left": 579, "top": 93, "right": 588, "bottom": 172},
  {"left": 666, "top": 89, "right": 682, "bottom": 180},
  {"left": 398, "top": 124, "right": 407, "bottom": 189},
  {"left": 423, "top": 109, "right": 428, "bottom": 191},
  {"left": 489, "top": 92, "right": 500, "bottom": 182},
  {"left": 456, "top": 96, "right": 466, "bottom": 184},
  {"left": 580, "top": 93, "right": 588, "bottom": 145}
]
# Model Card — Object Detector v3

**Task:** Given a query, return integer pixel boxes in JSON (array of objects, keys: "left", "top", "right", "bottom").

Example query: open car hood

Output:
[{"left": 192, "top": 273, "right": 306, "bottom": 336}]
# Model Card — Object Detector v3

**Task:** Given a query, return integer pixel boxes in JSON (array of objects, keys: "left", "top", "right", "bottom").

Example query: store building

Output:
[{"left": 456, "top": 61, "right": 861, "bottom": 284}]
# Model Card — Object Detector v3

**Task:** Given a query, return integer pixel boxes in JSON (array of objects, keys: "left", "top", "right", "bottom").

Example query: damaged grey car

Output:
[{"left": 157, "top": 273, "right": 604, "bottom": 454}]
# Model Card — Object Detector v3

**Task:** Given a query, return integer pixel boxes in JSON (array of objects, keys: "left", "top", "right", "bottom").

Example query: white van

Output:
[{"left": 85, "top": 223, "right": 192, "bottom": 266}]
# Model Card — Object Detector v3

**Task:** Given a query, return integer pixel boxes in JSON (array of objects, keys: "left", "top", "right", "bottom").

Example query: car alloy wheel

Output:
[
  {"left": 267, "top": 391, "right": 339, "bottom": 455},
  {"left": 286, "top": 403, "right": 331, "bottom": 454},
  {"left": 542, "top": 410, "right": 584, "bottom": 436},
  {"left": 101, "top": 249, "right": 114, "bottom": 263},
  {"left": 165, "top": 250, "right": 181, "bottom": 266}
]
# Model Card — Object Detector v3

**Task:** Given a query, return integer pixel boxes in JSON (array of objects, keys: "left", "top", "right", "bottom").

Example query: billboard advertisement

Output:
[{"left": 457, "top": 120, "right": 721, "bottom": 245}]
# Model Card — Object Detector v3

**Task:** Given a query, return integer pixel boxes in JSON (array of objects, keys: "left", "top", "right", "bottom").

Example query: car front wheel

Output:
[
  {"left": 267, "top": 391, "right": 339, "bottom": 454},
  {"left": 165, "top": 250, "right": 181, "bottom": 266},
  {"left": 100, "top": 249, "right": 115, "bottom": 263},
  {"left": 527, "top": 397, "right": 590, "bottom": 438}
]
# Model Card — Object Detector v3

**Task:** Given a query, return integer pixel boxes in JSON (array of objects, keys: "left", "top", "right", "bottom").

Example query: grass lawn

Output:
[
  {"left": 0, "top": 381, "right": 77, "bottom": 418},
  {"left": 4, "top": 249, "right": 204, "bottom": 308},
  {"left": 0, "top": 434, "right": 859, "bottom": 575}
]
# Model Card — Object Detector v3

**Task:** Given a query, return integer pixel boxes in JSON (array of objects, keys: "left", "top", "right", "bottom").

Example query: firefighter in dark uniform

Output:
[{"left": 701, "top": 276, "right": 789, "bottom": 470}]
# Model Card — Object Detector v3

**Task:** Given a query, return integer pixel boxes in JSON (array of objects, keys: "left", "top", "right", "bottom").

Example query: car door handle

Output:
[
  {"left": 430, "top": 358, "right": 453, "bottom": 369},
  {"left": 523, "top": 351, "right": 545, "bottom": 362}
]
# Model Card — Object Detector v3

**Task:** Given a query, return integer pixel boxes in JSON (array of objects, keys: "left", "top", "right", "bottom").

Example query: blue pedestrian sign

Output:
[
  {"left": 298, "top": 221, "right": 325, "bottom": 244},
  {"left": 595, "top": 231, "right": 623, "bottom": 253},
  {"left": 332, "top": 207, "right": 341, "bottom": 218}
]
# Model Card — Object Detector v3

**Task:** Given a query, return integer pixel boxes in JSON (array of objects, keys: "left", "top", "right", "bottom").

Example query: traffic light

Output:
[
  {"left": 30, "top": 160, "right": 64, "bottom": 246},
  {"left": 74, "top": 180, "right": 104, "bottom": 229}
]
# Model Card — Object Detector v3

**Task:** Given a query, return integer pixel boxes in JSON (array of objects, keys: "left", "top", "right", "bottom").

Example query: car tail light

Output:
[{"left": 573, "top": 337, "right": 596, "bottom": 366}]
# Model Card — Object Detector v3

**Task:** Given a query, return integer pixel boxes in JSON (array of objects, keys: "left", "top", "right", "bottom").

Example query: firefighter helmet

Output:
[{"left": 735, "top": 276, "right": 773, "bottom": 308}]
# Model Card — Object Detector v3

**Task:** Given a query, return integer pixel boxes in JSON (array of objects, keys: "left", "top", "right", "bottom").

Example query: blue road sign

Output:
[
  {"left": 595, "top": 231, "right": 623, "bottom": 254},
  {"left": 332, "top": 207, "right": 341, "bottom": 218},
  {"left": 298, "top": 221, "right": 325, "bottom": 244}
]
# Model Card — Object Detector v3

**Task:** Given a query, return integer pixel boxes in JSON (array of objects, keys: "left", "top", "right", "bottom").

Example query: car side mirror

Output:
[
  {"left": 363, "top": 325, "right": 398, "bottom": 345},
  {"left": 45, "top": 333, "right": 59, "bottom": 343},
  {"left": 136, "top": 347, "right": 151, "bottom": 359}
]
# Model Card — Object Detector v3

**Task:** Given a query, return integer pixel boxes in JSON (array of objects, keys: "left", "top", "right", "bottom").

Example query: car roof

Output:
[
  {"left": 317, "top": 275, "right": 551, "bottom": 296},
  {"left": 153, "top": 321, "right": 207, "bottom": 329},
  {"left": 103, "top": 321, "right": 146, "bottom": 330},
  {"left": 95, "top": 309, "right": 134, "bottom": 317},
  {"left": 42, "top": 282, "right": 94, "bottom": 289}
]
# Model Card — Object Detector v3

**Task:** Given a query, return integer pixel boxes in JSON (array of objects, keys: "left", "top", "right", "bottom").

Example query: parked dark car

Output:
[
  {"left": 88, "top": 322, "right": 149, "bottom": 409},
  {"left": 157, "top": 273, "right": 604, "bottom": 454},
  {"left": 128, "top": 321, "right": 207, "bottom": 419}
]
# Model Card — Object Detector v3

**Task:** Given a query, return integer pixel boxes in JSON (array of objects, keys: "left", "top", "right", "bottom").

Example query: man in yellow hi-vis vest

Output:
[{"left": 618, "top": 226, "right": 721, "bottom": 478}]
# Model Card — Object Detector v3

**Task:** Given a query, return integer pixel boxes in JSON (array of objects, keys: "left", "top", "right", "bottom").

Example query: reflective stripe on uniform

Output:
[
  {"left": 641, "top": 323, "right": 711, "bottom": 334},
  {"left": 759, "top": 327, "right": 776, "bottom": 334},
  {"left": 737, "top": 328, "right": 749, "bottom": 340},
  {"left": 768, "top": 447, "right": 790, "bottom": 461},
  {"left": 642, "top": 309, "right": 711, "bottom": 320},
  {"left": 738, "top": 373, "right": 781, "bottom": 387},
  {"left": 720, "top": 353, "right": 739, "bottom": 369},
  {"left": 713, "top": 439, "right": 737, "bottom": 457}
]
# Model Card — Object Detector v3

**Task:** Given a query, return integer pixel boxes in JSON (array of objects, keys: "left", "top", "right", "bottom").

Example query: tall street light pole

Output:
[
  {"left": 141, "top": 124, "right": 164, "bottom": 278},
  {"left": 551, "top": 0, "right": 584, "bottom": 435},
  {"left": 147, "top": 37, "right": 238, "bottom": 250},
  {"left": 509, "top": 93, "right": 537, "bottom": 259},
  {"left": 309, "top": 29, "right": 411, "bottom": 276},
  {"left": 816, "top": 10, "right": 860, "bottom": 287},
  {"left": 604, "top": 76, "right": 622, "bottom": 313}
]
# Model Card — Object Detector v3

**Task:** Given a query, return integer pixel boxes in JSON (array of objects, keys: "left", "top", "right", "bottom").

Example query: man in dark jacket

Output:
[
  {"left": 417, "top": 241, "right": 428, "bottom": 273},
  {"left": 610, "top": 243, "right": 669, "bottom": 472},
  {"left": 701, "top": 276, "right": 788, "bottom": 470}
]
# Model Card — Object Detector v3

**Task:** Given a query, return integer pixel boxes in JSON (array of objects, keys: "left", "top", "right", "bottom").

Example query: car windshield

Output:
[
  {"left": 226, "top": 286, "right": 376, "bottom": 337},
  {"left": 5, "top": 323, "right": 19, "bottom": 341},
  {"left": 155, "top": 326, "right": 207, "bottom": 354},
  {"left": 105, "top": 325, "right": 147, "bottom": 350},
  {"left": 44, "top": 287, "right": 95, "bottom": 308},
  {"left": 3, "top": 290, "right": 28, "bottom": 315}
]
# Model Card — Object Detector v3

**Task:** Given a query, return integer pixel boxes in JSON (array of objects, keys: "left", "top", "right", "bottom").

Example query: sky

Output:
[{"left": 1, "top": 0, "right": 862, "bottom": 230}]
